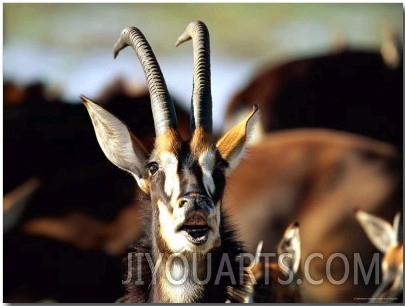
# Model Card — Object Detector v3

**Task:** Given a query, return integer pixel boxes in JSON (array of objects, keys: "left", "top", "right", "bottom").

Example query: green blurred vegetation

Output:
[{"left": 4, "top": 3, "right": 402, "bottom": 59}]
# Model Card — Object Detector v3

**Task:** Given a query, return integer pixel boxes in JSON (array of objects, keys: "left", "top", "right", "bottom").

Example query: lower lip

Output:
[{"left": 181, "top": 228, "right": 209, "bottom": 245}]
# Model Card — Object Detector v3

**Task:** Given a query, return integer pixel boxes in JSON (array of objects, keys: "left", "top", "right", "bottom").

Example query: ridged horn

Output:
[
  {"left": 113, "top": 27, "right": 178, "bottom": 135},
  {"left": 176, "top": 21, "right": 212, "bottom": 133}
]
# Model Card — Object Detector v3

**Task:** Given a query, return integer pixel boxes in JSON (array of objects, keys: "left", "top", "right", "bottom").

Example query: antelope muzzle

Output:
[{"left": 176, "top": 194, "right": 214, "bottom": 245}]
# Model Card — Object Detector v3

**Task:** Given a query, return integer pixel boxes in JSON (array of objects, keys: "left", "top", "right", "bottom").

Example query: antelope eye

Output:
[
  {"left": 147, "top": 162, "right": 159, "bottom": 176},
  {"left": 216, "top": 160, "right": 228, "bottom": 171}
]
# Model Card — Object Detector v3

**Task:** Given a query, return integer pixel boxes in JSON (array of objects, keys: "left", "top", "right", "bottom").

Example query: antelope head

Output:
[
  {"left": 355, "top": 209, "right": 403, "bottom": 302},
  {"left": 247, "top": 222, "right": 301, "bottom": 303},
  {"left": 81, "top": 21, "right": 259, "bottom": 256}
]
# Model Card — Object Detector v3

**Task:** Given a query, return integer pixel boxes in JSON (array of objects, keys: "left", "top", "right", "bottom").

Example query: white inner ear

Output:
[
  {"left": 392, "top": 212, "right": 401, "bottom": 241},
  {"left": 278, "top": 225, "right": 301, "bottom": 275},
  {"left": 254, "top": 240, "right": 264, "bottom": 264},
  {"left": 83, "top": 97, "right": 146, "bottom": 185},
  {"left": 356, "top": 210, "right": 397, "bottom": 253}
]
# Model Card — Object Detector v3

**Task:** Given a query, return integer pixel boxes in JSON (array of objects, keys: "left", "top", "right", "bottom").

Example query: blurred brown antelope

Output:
[
  {"left": 225, "top": 42, "right": 403, "bottom": 151},
  {"left": 223, "top": 26, "right": 402, "bottom": 303},
  {"left": 224, "top": 128, "right": 401, "bottom": 302},
  {"left": 82, "top": 21, "right": 257, "bottom": 303},
  {"left": 355, "top": 209, "right": 403, "bottom": 303}
]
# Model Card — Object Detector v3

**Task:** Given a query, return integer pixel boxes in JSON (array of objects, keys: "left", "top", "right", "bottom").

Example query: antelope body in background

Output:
[
  {"left": 82, "top": 21, "right": 258, "bottom": 303},
  {"left": 225, "top": 47, "right": 403, "bottom": 151},
  {"left": 219, "top": 24, "right": 403, "bottom": 303},
  {"left": 355, "top": 209, "right": 403, "bottom": 303},
  {"left": 225, "top": 128, "right": 402, "bottom": 302}
]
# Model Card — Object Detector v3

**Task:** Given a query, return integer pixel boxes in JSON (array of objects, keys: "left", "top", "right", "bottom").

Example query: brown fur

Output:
[
  {"left": 22, "top": 202, "right": 144, "bottom": 256},
  {"left": 190, "top": 127, "right": 215, "bottom": 156},
  {"left": 252, "top": 261, "right": 301, "bottom": 302},
  {"left": 217, "top": 106, "right": 257, "bottom": 161},
  {"left": 224, "top": 128, "right": 401, "bottom": 302},
  {"left": 225, "top": 50, "right": 403, "bottom": 149},
  {"left": 154, "top": 128, "right": 182, "bottom": 155}
]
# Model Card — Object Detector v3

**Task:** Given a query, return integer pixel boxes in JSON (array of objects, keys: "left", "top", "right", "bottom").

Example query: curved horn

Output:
[
  {"left": 176, "top": 21, "right": 212, "bottom": 133},
  {"left": 113, "top": 27, "right": 178, "bottom": 135}
]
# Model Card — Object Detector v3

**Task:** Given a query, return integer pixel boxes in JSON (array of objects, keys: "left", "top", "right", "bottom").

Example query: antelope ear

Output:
[
  {"left": 392, "top": 212, "right": 401, "bottom": 241},
  {"left": 249, "top": 240, "right": 264, "bottom": 283},
  {"left": 277, "top": 222, "right": 301, "bottom": 275},
  {"left": 82, "top": 95, "right": 149, "bottom": 194},
  {"left": 355, "top": 209, "right": 397, "bottom": 253},
  {"left": 216, "top": 105, "right": 260, "bottom": 175}
]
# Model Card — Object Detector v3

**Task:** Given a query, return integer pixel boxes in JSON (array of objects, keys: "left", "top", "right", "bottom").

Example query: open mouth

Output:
[{"left": 178, "top": 211, "right": 210, "bottom": 245}]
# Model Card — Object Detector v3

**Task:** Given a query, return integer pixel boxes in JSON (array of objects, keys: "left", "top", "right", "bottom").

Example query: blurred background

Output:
[
  {"left": 3, "top": 3, "right": 403, "bottom": 130},
  {"left": 3, "top": 3, "right": 403, "bottom": 303}
]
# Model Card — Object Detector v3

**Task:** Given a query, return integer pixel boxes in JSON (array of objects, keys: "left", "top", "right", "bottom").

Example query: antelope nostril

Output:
[
  {"left": 179, "top": 198, "right": 189, "bottom": 208},
  {"left": 179, "top": 195, "right": 213, "bottom": 209},
  {"left": 196, "top": 197, "right": 211, "bottom": 209}
]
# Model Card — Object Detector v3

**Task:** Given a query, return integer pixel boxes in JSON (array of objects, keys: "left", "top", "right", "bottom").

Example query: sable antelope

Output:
[
  {"left": 355, "top": 209, "right": 403, "bottom": 303},
  {"left": 81, "top": 21, "right": 258, "bottom": 303},
  {"left": 225, "top": 47, "right": 403, "bottom": 150},
  {"left": 224, "top": 129, "right": 401, "bottom": 302},
  {"left": 246, "top": 222, "right": 302, "bottom": 303},
  {"left": 4, "top": 77, "right": 190, "bottom": 302}
]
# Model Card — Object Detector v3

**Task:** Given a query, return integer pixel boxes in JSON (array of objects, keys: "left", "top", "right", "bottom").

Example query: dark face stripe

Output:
[
  {"left": 148, "top": 143, "right": 226, "bottom": 207},
  {"left": 178, "top": 161, "right": 208, "bottom": 197}
]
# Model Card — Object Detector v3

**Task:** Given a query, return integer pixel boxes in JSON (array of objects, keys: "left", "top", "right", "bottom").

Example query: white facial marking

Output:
[
  {"left": 161, "top": 152, "right": 180, "bottom": 198},
  {"left": 158, "top": 200, "right": 187, "bottom": 253},
  {"left": 157, "top": 199, "right": 221, "bottom": 254},
  {"left": 198, "top": 150, "right": 216, "bottom": 196}
]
